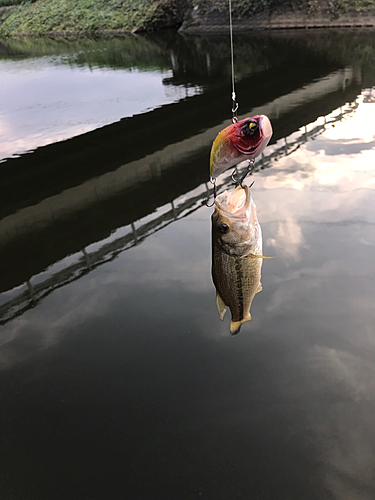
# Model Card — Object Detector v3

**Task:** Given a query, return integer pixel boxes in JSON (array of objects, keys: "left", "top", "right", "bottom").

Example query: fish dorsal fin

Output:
[
  {"left": 216, "top": 292, "right": 227, "bottom": 321},
  {"left": 230, "top": 313, "right": 251, "bottom": 335}
]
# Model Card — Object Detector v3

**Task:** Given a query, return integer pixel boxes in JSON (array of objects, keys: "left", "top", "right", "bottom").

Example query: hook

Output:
[
  {"left": 238, "top": 159, "right": 254, "bottom": 187},
  {"left": 205, "top": 177, "right": 217, "bottom": 207},
  {"left": 232, "top": 159, "right": 256, "bottom": 188},
  {"left": 231, "top": 167, "right": 238, "bottom": 184}
]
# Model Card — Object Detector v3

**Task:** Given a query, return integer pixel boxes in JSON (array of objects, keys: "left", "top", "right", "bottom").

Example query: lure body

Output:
[{"left": 209, "top": 115, "right": 272, "bottom": 180}]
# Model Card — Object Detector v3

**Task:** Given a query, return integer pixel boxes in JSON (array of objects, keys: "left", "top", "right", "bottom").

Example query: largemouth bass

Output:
[
  {"left": 211, "top": 184, "right": 264, "bottom": 335},
  {"left": 210, "top": 115, "right": 272, "bottom": 180}
]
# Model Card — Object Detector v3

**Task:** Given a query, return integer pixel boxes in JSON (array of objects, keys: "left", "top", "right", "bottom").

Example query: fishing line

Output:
[
  {"left": 229, "top": 0, "right": 238, "bottom": 123},
  {"left": 206, "top": 0, "right": 241, "bottom": 207}
]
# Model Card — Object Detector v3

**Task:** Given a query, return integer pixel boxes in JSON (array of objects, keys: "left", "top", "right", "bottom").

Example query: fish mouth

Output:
[{"left": 214, "top": 185, "right": 251, "bottom": 218}]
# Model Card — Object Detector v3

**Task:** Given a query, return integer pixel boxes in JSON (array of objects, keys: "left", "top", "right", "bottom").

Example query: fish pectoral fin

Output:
[
  {"left": 230, "top": 313, "right": 251, "bottom": 335},
  {"left": 248, "top": 254, "right": 275, "bottom": 259},
  {"left": 216, "top": 292, "right": 227, "bottom": 321},
  {"left": 256, "top": 283, "right": 262, "bottom": 294}
]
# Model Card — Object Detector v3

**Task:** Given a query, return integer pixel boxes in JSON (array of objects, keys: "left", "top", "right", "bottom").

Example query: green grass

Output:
[
  {"left": 0, "top": 0, "right": 157, "bottom": 35},
  {"left": 0, "top": 0, "right": 188, "bottom": 35}
]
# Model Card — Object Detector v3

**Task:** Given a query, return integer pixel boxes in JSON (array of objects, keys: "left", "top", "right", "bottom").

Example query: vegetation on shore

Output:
[
  {"left": 0, "top": 0, "right": 374, "bottom": 36},
  {"left": 0, "top": 0, "right": 187, "bottom": 35}
]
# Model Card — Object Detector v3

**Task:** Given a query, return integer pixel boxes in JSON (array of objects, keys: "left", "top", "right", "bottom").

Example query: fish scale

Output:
[
  {"left": 211, "top": 184, "right": 263, "bottom": 335},
  {"left": 213, "top": 251, "right": 262, "bottom": 326}
]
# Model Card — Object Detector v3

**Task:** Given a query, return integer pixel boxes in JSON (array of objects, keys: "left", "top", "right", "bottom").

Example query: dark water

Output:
[{"left": 1, "top": 29, "right": 375, "bottom": 500}]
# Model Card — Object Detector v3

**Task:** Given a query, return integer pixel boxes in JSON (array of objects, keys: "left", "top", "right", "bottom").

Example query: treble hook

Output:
[
  {"left": 231, "top": 159, "right": 256, "bottom": 188},
  {"left": 205, "top": 177, "right": 217, "bottom": 207},
  {"left": 239, "top": 159, "right": 255, "bottom": 187},
  {"left": 238, "top": 159, "right": 255, "bottom": 187},
  {"left": 231, "top": 167, "right": 238, "bottom": 184}
]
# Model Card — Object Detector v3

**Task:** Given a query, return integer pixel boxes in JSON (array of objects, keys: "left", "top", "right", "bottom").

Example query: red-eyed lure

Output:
[{"left": 209, "top": 114, "right": 273, "bottom": 181}]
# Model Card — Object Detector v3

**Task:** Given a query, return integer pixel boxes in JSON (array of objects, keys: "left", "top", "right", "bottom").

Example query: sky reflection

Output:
[
  {"left": 0, "top": 58, "right": 201, "bottom": 161},
  {"left": 2, "top": 89, "right": 375, "bottom": 362},
  {"left": 1, "top": 65, "right": 375, "bottom": 498}
]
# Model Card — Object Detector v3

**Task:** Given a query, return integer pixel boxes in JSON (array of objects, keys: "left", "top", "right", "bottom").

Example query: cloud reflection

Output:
[
  {"left": 308, "top": 137, "right": 375, "bottom": 156},
  {"left": 267, "top": 216, "right": 306, "bottom": 260}
]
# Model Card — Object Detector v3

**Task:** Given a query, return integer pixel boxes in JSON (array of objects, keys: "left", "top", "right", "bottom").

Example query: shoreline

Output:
[
  {"left": 180, "top": 23, "right": 375, "bottom": 34},
  {"left": 1, "top": 5, "right": 375, "bottom": 38},
  {"left": 4, "top": 24, "right": 375, "bottom": 39}
]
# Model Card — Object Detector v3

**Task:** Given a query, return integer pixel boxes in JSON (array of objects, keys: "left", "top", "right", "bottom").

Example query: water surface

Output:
[{"left": 1, "top": 30, "right": 375, "bottom": 500}]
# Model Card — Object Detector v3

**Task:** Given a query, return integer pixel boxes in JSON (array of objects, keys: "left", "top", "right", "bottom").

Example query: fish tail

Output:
[{"left": 230, "top": 313, "right": 251, "bottom": 335}]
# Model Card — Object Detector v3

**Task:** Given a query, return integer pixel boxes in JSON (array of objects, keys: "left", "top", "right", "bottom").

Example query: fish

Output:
[
  {"left": 211, "top": 184, "right": 266, "bottom": 335},
  {"left": 209, "top": 115, "right": 272, "bottom": 180}
]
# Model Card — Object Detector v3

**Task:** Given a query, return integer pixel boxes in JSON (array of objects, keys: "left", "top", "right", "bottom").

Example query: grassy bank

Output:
[
  {"left": 0, "top": 0, "right": 187, "bottom": 35},
  {"left": 0, "top": 0, "right": 375, "bottom": 36}
]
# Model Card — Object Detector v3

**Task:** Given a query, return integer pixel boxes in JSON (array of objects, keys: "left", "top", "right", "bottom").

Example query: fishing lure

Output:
[{"left": 209, "top": 114, "right": 273, "bottom": 181}]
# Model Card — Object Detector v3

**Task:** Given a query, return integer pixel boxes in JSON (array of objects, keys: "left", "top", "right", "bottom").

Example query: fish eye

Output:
[
  {"left": 247, "top": 120, "right": 258, "bottom": 133},
  {"left": 219, "top": 223, "right": 229, "bottom": 234}
]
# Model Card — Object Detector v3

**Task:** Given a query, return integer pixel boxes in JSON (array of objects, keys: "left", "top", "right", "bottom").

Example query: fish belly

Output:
[{"left": 212, "top": 248, "right": 262, "bottom": 327}]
